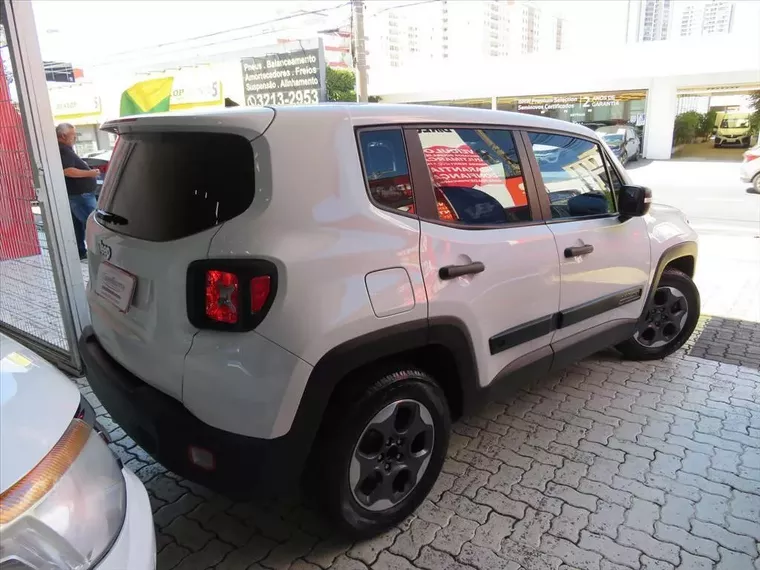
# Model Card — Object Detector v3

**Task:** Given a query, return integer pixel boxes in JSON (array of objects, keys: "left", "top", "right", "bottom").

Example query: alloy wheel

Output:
[
  {"left": 349, "top": 399, "right": 435, "bottom": 512},
  {"left": 634, "top": 286, "right": 689, "bottom": 348}
]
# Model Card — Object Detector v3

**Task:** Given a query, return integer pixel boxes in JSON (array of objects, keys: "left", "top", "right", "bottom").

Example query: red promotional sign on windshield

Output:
[
  {"left": 419, "top": 129, "right": 527, "bottom": 208},
  {"left": 424, "top": 144, "right": 504, "bottom": 188}
]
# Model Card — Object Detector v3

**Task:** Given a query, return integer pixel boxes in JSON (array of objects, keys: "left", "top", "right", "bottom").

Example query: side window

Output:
[
  {"left": 359, "top": 129, "right": 414, "bottom": 214},
  {"left": 417, "top": 127, "right": 529, "bottom": 226},
  {"left": 528, "top": 132, "right": 616, "bottom": 220}
]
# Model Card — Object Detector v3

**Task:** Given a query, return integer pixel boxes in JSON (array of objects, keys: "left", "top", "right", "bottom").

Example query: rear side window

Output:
[
  {"left": 416, "top": 127, "right": 530, "bottom": 226},
  {"left": 98, "top": 132, "right": 255, "bottom": 241},
  {"left": 358, "top": 129, "right": 415, "bottom": 214}
]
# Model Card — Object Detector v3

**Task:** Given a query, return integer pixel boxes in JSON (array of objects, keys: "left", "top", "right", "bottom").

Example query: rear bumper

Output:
[{"left": 79, "top": 326, "right": 306, "bottom": 497}]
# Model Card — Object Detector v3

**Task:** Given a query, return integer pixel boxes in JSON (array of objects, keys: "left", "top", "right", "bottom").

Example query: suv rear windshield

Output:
[{"left": 97, "top": 132, "right": 255, "bottom": 241}]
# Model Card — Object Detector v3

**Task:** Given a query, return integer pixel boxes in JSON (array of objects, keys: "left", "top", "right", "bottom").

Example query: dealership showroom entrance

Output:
[{"left": 674, "top": 83, "right": 760, "bottom": 162}]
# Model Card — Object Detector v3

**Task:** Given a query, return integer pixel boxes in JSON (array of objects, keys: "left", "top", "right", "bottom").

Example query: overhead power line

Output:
[
  {"left": 97, "top": 2, "right": 352, "bottom": 62},
  {"left": 44, "top": 0, "right": 446, "bottom": 73}
]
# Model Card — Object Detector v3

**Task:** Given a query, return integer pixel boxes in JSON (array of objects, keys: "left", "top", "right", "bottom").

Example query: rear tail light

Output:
[
  {"left": 744, "top": 152, "right": 760, "bottom": 163},
  {"left": 250, "top": 275, "right": 271, "bottom": 313},
  {"left": 206, "top": 270, "right": 239, "bottom": 323},
  {"left": 187, "top": 260, "right": 277, "bottom": 331}
]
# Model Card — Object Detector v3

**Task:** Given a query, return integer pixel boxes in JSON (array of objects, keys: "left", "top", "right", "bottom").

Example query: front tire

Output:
[
  {"left": 616, "top": 268, "right": 700, "bottom": 361},
  {"left": 314, "top": 366, "right": 450, "bottom": 538}
]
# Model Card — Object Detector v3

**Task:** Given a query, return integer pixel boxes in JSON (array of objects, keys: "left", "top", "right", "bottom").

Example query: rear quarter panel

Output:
[{"left": 201, "top": 108, "right": 428, "bottom": 436}]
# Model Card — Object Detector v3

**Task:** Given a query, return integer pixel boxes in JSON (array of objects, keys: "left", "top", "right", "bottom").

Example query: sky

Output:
[
  {"left": 31, "top": 0, "right": 613, "bottom": 63},
  {"left": 32, "top": 0, "right": 350, "bottom": 66}
]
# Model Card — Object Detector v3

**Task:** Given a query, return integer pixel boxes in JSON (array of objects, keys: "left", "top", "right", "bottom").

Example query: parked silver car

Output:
[{"left": 597, "top": 125, "right": 640, "bottom": 165}]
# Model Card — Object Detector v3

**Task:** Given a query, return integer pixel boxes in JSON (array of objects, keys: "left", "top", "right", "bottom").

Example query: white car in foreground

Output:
[
  {"left": 0, "top": 333, "right": 155, "bottom": 569},
  {"left": 740, "top": 144, "right": 760, "bottom": 192}
]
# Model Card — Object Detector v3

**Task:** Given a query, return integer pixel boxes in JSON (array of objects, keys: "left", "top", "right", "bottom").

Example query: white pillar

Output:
[
  {"left": 643, "top": 79, "right": 677, "bottom": 160},
  {"left": 491, "top": 95, "right": 497, "bottom": 110}
]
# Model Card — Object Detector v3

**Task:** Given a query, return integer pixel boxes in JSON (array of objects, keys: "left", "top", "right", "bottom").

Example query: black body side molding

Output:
[{"left": 488, "top": 286, "right": 642, "bottom": 356}]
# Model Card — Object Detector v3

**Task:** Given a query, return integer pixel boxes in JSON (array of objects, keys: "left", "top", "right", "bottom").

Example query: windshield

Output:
[
  {"left": 602, "top": 134, "right": 625, "bottom": 145},
  {"left": 720, "top": 118, "right": 749, "bottom": 129}
]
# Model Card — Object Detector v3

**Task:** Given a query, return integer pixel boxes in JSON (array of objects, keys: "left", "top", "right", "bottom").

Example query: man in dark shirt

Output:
[{"left": 57, "top": 123, "right": 100, "bottom": 259}]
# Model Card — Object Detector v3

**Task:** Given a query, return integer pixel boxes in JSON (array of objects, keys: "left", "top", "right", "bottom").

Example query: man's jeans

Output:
[{"left": 69, "top": 192, "right": 97, "bottom": 257}]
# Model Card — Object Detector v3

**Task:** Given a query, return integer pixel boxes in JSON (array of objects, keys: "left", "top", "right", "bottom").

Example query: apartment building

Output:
[
  {"left": 638, "top": 0, "right": 672, "bottom": 41},
  {"left": 628, "top": 0, "right": 734, "bottom": 42},
  {"left": 680, "top": 0, "right": 733, "bottom": 36},
  {"left": 364, "top": 0, "right": 565, "bottom": 69}
]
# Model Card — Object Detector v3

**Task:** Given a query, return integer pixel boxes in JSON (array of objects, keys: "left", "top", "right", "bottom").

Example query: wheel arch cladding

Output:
[
  {"left": 664, "top": 254, "right": 695, "bottom": 278},
  {"left": 648, "top": 241, "right": 698, "bottom": 302},
  {"left": 291, "top": 318, "right": 476, "bottom": 467}
]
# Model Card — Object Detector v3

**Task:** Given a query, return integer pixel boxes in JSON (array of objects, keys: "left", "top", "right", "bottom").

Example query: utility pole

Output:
[{"left": 353, "top": 0, "right": 368, "bottom": 102}]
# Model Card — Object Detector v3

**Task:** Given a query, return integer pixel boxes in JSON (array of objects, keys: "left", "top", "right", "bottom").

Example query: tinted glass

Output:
[
  {"left": 359, "top": 130, "right": 414, "bottom": 213},
  {"left": 98, "top": 132, "right": 255, "bottom": 241},
  {"left": 721, "top": 118, "right": 749, "bottom": 128},
  {"left": 417, "top": 127, "right": 529, "bottom": 226},
  {"left": 528, "top": 132, "right": 616, "bottom": 219}
]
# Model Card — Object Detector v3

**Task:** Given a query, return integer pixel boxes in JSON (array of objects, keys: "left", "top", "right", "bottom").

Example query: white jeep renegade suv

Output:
[{"left": 80, "top": 104, "right": 699, "bottom": 537}]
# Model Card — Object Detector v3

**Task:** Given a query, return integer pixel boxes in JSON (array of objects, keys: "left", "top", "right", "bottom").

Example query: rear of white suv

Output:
[
  {"left": 80, "top": 108, "right": 314, "bottom": 493},
  {"left": 80, "top": 106, "right": 428, "bottom": 505}
]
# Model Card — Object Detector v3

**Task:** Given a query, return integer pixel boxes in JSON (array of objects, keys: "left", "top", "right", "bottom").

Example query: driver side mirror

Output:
[{"left": 618, "top": 184, "right": 652, "bottom": 219}]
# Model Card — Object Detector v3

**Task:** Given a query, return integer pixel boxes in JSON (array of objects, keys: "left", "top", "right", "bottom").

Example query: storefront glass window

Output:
[
  {"left": 497, "top": 90, "right": 648, "bottom": 140},
  {"left": 415, "top": 98, "right": 491, "bottom": 110}
]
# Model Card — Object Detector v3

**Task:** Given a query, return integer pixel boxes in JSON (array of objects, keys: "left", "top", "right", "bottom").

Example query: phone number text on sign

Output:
[
  {"left": 241, "top": 47, "right": 325, "bottom": 107},
  {"left": 246, "top": 89, "right": 320, "bottom": 106}
]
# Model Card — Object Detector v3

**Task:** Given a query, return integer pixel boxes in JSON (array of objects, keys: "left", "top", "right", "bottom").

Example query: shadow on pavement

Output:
[{"left": 688, "top": 315, "right": 760, "bottom": 369}]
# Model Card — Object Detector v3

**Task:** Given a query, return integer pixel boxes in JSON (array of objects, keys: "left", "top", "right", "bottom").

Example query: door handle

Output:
[
  {"left": 439, "top": 261, "right": 485, "bottom": 280},
  {"left": 564, "top": 244, "right": 594, "bottom": 258}
]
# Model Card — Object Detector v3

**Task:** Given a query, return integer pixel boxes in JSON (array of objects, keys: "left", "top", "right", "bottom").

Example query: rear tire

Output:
[
  {"left": 752, "top": 173, "right": 760, "bottom": 193},
  {"left": 616, "top": 268, "right": 700, "bottom": 361},
  {"left": 313, "top": 366, "right": 450, "bottom": 538}
]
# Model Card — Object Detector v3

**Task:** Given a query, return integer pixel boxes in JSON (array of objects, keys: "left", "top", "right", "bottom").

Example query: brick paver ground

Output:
[{"left": 75, "top": 321, "right": 760, "bottom": 570}]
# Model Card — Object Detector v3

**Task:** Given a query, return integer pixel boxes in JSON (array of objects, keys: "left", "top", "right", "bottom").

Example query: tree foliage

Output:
[
  {"left": 698, "top": 109, "right": 717, "bottom": 138},
  {"left": 325, "top": 66, "right": 381, "bottom": 102},
  {"left": 325, "top": 66, "right": 356, "bottom": 102},
  {"left": 673, "top": 111, "right": 702, "bottom": 145},
  {"left": 749, "top": 90, "right": 760, "bottom": 133}
]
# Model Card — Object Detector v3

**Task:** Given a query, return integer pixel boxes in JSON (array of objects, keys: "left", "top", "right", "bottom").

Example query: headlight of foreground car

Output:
[{"left": 0, "top": 419, "right": 126, "bottom": 569}]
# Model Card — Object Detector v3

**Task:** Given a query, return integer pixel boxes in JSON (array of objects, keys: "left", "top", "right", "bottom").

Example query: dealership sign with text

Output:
[
  {"left": 517, "top": 94, "right": 619, "bottom": 111},
  {"left": 241, "top": 41, "right": 326, "bottom": 107}
]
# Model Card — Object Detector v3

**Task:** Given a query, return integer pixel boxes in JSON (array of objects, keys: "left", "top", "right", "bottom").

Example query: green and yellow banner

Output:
[{"left": 119, "top": 77, "right": 173, "bottom": 117}]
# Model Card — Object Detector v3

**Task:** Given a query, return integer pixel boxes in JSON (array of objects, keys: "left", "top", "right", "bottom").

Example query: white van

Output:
[{"left": 715, "top": 112, "right": 752, "bottom": 148}]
